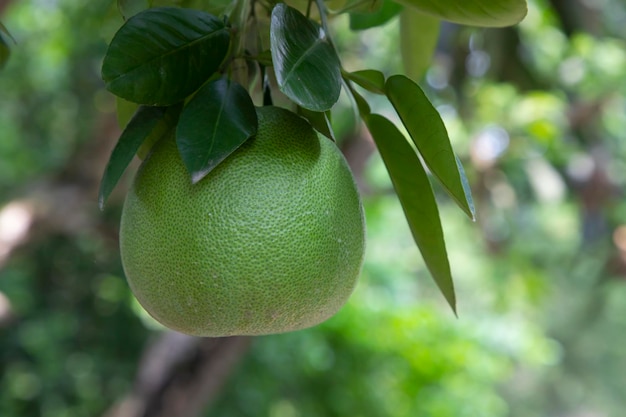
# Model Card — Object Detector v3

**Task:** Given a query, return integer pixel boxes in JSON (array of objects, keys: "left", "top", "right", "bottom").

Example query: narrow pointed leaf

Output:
[
  {"left": 298, "top": 107, "right": 335, "bottom": 141},
  {"left": 102, "top": 7, "right": 230, "bottom": 105},
  {"left": 386, "top": 75, "right": 475, "bottom": 219},
  {"left": 0, "top": 22, "right": 14, "bottom": 70},
  {"left": 137, "top": 103, "right": 183, "bottom": 160},
  {"left": 400, "top": 9, "right": 440, "bottom": 80},
  {"left": 344, "top": 69, "right": 385, "bottom": 95},
  {"left": 455, "top": 154, "right": 475, "bottom": 217},
  {"left": 270, "top": 4, "right": 341, "bottom": 112},
  {"left": 349, "top": 0, "right": 403, "bottom": 31},
  {"left": 176, "top": 78, "right": 257, "bottom": 184},
  {"left": 99, "top": 105, "right": 176, "bottom": 209},
  {"left": 394, "top": 0, "right": 527, "bottom": 27},
  {"left": 365, "top": 113, "right": 456, "bottom": 312}
]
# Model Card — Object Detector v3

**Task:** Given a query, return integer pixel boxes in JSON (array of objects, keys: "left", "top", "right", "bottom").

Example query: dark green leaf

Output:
[
  {"left": 0, "top": 22, "right": 14, "bottom": 70},
  {"left": 102, "top": 7, "right": 230, "bottom": 105},
  {"left": 298, "top": 107, "right": 335, "bottom": 141},
  {"left": 400, "top": 9, "right": 440, "bottom": 80},
  {"left": 0, "top": 34, "right": 9, "bottom": 70},
  {"left": 344, "top": 69, "right": 385, "bottom": 94},
  {"left": 137, "top": 104, "right": 183, "bottom": 159},
  {"left": 349, "top": 0, "right": 403, "bottom": 31},
  {"left": 99, "top": 105, "right": 176, "bottom": 209},
  {"left": 176, "top": 78, "right": 258, "bottom": 184},
  {"left": 385, "top": 75, "right": 475, "bottom": 219},
  {"left": 270, "top": 4, "right": 342, "bottom": 112},
  {"left": 394, "top": 0, "right": 527, "bottom": 27},
  {"left": 365, "top": 113, "right": 456, "bottom": 313}
]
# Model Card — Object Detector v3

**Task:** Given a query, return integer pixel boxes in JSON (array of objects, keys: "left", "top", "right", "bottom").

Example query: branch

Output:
[{"left": 103, "top": 334, "right": 252, "bottom": 417}]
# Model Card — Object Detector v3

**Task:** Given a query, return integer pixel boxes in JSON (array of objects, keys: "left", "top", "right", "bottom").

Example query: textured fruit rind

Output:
[{"left": 120, "top": 106, "right": 365, "bottom": 336}]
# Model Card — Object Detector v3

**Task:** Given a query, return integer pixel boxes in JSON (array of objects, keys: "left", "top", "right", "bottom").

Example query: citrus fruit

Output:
[{"left": 119, "top": 106, "right": 365, "bottom": 337}]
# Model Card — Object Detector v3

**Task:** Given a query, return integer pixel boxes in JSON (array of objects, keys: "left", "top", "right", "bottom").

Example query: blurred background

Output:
[{"left": 1, "top": 0, "right": 626, "bottom": 416}]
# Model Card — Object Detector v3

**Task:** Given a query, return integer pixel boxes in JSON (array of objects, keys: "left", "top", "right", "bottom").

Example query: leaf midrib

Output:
[
  {"left": 279, "top": 36, "right": 327, "bottom": 87},
  {"left": 105, "top": 25, "right": 228, "bottom": 84}
]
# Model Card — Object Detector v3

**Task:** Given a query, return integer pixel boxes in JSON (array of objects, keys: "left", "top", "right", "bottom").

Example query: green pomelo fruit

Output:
[{"left": 120, "top": 106, "right": 365, "bottom": 337}]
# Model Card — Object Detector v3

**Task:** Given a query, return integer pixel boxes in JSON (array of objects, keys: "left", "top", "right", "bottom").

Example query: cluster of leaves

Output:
[{"left": 98, "top": 0, "right": 527, "bottom": 311}]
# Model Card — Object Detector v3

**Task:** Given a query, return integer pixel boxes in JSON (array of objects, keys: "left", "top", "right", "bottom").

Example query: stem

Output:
[
  {"left": 342, "top": 76, "right": 370, "bottom": 118},
  {"left": 314, "top": 0, "right": 365, "bottom": 122},
  {"left": 229, "top": 0, "right": 251, "bottom": 56},
  {"left": 314, "top": 0, "right": 332, "bottom": 43},
  {"left": 227, "top": 0, "right": 253, "bottom": 86}
]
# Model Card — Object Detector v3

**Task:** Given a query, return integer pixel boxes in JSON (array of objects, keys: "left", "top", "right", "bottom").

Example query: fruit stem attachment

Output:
[{"left": 227, "top": 0, "right": 253, "bottom": 86}]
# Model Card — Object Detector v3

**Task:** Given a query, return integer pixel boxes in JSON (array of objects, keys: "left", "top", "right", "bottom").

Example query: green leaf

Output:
[
  {"left": 400, "top": 9, "right": 440, "bottom": 80},
  {"left": 99, "top": 105, "right": 176, "bottom": 209},
  {"left": 394, "top": 0, "right": 527, "bottom": 27},
  {"left": 344, "top": 69, "right": 385, "bottom": 94},
  {"left": 102, "top": 7, "right": 230, "bottom": 105},
  {"left": 386, "top": 75, "right": 474, "bottom": 219},
  {"left": 176, "top": 78, "right": 258, "bottom": 184},
  {"left": 349, "top": 0, "right": 403, "bottom": 31},
  {"left": 455, "top": 154, "right": 475, "bottom": 215},
  {"left": 270, "top": 4, "right": 342, "bottom": 112},
  {"left": 365, "top": 113, "right": 456, "bottom": 312},
  {"left": 298, "top": 107, "right": 335, "bottom": 141}
]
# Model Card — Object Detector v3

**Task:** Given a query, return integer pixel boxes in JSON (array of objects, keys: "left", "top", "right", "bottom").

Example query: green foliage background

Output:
[{"left": 2, "top": 0, "right": 626, "bottom": 416}]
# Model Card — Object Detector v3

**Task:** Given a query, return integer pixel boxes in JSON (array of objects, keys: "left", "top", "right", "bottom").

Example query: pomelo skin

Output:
[{"left": 120, "top": 106, "right": 365, "bottom": 337}]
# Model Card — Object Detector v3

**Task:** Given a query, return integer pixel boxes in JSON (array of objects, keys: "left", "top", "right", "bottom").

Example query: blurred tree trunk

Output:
[
  {"left": 548, "top": 0, "right": 602, "bottom": 36},
  {"left": 104, "top": 334, "right": 252, "bottom": 417}
]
